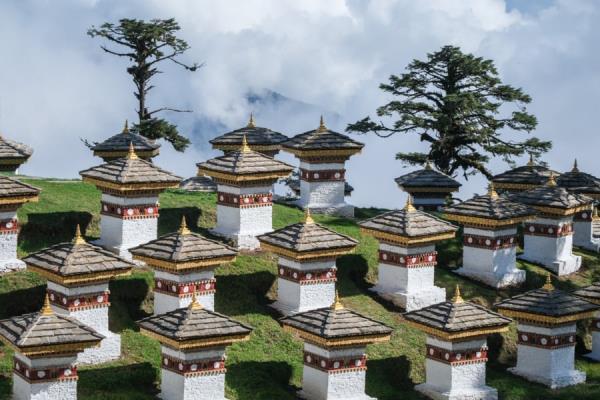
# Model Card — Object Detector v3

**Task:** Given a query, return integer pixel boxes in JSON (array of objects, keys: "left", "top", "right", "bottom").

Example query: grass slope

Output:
[{"left": 0, "top": 179, "right": 599, "bottom": 399}]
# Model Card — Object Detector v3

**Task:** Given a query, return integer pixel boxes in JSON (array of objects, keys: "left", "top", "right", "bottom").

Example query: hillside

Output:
[{"left": 1, "top": 179, "right": 599, "bottom": 400}]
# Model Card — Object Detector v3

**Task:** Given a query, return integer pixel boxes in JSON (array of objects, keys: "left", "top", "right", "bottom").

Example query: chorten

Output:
[
  {"left": 0, "top": 294, "right": 103, "bottom": 400},
  {"left": 258, "top": 210, "right": 358, "bottom": 315},
  {"left": 23, "top": 225, "right": 134, "bottom": 364},
  {"left": 287, "top": 179, "right": 354, "bottom": 199},
  {"left": 197, "top": 135, "right": 294, "bottom": 250},
  {"left": 0, "top": 134, "right": 33, "bottom": 174},
  {"left": 511, "top": 173, "right": 592, "bottom": 275},
  {"left": 395, "top": 162, "right": 461, "bottom": 211},
  {"left": 557, "top": 159, "right": 600, "bottom": 251},
  {"left": 442, "top": 183, "right": 536, "bottom": 288},
  {"left": 209, "top": 114, "right": 289, "bottom": 157},
  {"left": 80, "top": 143, "right": 181, "bottom": 259},
  {"left": 574, "top": 282, "right": 600, "bottom": 361},
  {"left": 90, "top": 120, "right": 160, "bottom": 161},
  {"left": 0, "top": 176, "right": 40, "bottom": 272},
  {"left": 138, "top": 293, "right": 252, "bottom": 400},
  {"left": 280, "top": 292, "right": 392, "bottom": 400},
  {"left": 404, "top": 286, "right": 512, "bottom": 400},
  {"left": 283, "top": 116, "right": 364, "bottom": 217},
  {"left": 359, "top": 196, "right": 457, "bottom": 311},
  {"left": 129, "top": 217, "right": 237, "bottom": 314},
  {"left": 496, "top": 275, "right": 599, "bottom": 388},
  {"left": 492, "top": 155, "right": 559, "bottom": 193}
]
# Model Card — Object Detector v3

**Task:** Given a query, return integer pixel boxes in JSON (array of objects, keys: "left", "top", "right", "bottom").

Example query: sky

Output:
[{"left": 0, "top": 0, "right": 599, "bottom": 209}]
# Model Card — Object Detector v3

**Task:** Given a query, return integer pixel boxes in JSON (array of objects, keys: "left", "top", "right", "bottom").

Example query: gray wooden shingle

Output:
[
  {"left": 557, "top": 165, "right": 600, "bottom": 196},
  {"left": 0, "top": 135, "right": 33, "bottom": 159},
  {"left": 283, "top": 124, "right": 364, "bottom": 151},
  {"left": 0, "top": 176, "right": 40, "bottom": 198},
  {"left": 258, "top": 221, "right": 358, "bottom": 253},
  {"left": 574, "top": 282, "right": 600, "bottom": 304},
  {"left": 395, "top": 168, "right": 460, "bottom": 189},
  {"left": 492, "top": 165, "right": 558, "bottom": 187},
  {"left": 179, "top": 176, "right": 217, "bottom": 192},
  {"left": 198, "top": 149, "right": 294, "bottom": 176},
  {"left": 443, "top": 192, "right": 536, "bottom": 220},
  {"left": 495, "top": 287, "right": 599, "bottom": 317},
  {"left": 210, "top": 125, "right": 288, "bottom": 147},
  {"left": 359, "top": 208, "right": 457, "bottom": 238},
  {"left": 510, "top": 185, "right": 592, "bottom": 210},
  {"left": 91, "top": 129, "right": 160, "bottom": 154},
  {"left": 80, "top": 157, "right": 181, "bottom": 185}
]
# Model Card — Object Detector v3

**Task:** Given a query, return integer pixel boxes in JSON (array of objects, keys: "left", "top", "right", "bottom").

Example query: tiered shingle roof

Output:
[
  {"left": 0, "top": 296, "right": 103, "bottom": 355},
  {"left": 210, "top": 115, "right": 288, "bottom": 153},
  {"left": 0, "top": 135, "right": 33, "bottom": 171},
  {"left": 495, "top": 276, "right": 599, "bottom": 324},
  {"left": 395, "top": 165, "right": 461, "bottom": 191},
  {"left": 23, "top": 226, "right": 134, "bottom": 285},
  {"left": 557, "top": 160, "right": 600, "bottom": 198},
  {"left": 0, "top": 176, "right": 40, "bottom": 205},
  {"left": 492, "top": 157, "right": 559, "bottom": 191},
  {"left": 179, "top": 176, "right": 217, "bottom": 192},
  {"left": 403, "top": 286, "right": 511, "bottom": 340},
  {"left": 258, "top": 211, "right": 358, "bottom": 259},
  {"left": 574, "top": 282, "right": 600, "bottom": 305},
  {"left": 91, "top": 121, "right": 160, "bottom": 161}
]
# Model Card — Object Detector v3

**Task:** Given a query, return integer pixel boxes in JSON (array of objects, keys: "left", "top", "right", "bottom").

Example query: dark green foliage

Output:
[
  {"left": 88, "top": 18, "right": 200, "bottom": 151},
  {"left": 347, "top": 45, "right": 551, "bottom": 178}
]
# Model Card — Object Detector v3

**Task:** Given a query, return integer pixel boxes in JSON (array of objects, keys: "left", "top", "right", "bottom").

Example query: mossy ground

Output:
[{"left": 0, "top": 179, "right": 599, "bottom": 399}]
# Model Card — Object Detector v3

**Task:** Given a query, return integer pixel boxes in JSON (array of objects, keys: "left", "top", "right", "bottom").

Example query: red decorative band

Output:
[
  {"left": 101, "top": 202, "right": 159, "bottom": 219},
  {"left": 304, "top": 351, "right": 367, "bottom": 373},
  {"left": 574, "top": 210, "right": 594, "bottom": 222},
  {"left": 48, "top": 290, "right": 110, "bottom": 311},
  {"left": 14, "top": 358, "right": 77, "bottom": 382},
  {"left": 517, "top": 331, "right": 576, "bottom": 349},
  {"left": 379, "top": 250, "right": 437, "bottom": 268},
  {"left": 155, "top": 278, "right": 216, "bottom": 297},
  {"left": 524, "top": 223, "right": 573, "bottom": 237},
  {"left": 592, "top": 319, "right": 600, "bottom": 332},
  {"left": 217, "top": 192, "right": 272, "bottom": 208},
  {"left": 300, "top": 168, "right": 346, "bottom": 182},
  {"left": 463, "top": 234, "right": 517, "bottom": 250},
  {"left": 426, "top": 345, "right": 488, "bottom": 365},
  {"left": 0, "top": 218, "right": 18, "bottom": 234},
  {"left": 162, "top": 354, "right": 225, "bottom": 376},
  {"left": 278, "top": 265, "right": 336, "bottom": 285}
]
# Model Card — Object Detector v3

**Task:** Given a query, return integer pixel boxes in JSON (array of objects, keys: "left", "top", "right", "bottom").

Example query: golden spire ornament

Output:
[
  {"left": 331, "top": 290, "right": 344, "bottom": 310},
  {"left": 189, "top": 290, "right": 203, "bottom": 310},
  {"left": 317, "top": 115, "right": 327, "bottom": 133},
  {"left": 488, "top": 182, "right": 499, "bottom": 199},
  {"left": 527, "top": 153, "right": 535, "bottom": 167},
  {"left": 72, "top": 224, "right": 86, "bottom": 245},
  {"left": 41, "top": 293, "right": 54, "bottom": 316},
  {"left": 404, "top": 195, "right": 416, "bottom": 212},
  {"left": 572, "top": 159, "right": 579, "bottom": 172},
  {"left": 241, "top": 134, "right": 251, "bottom": 153},
  {"left": 547, "top": 172, "right": 557, "bottom": 187},
  {"left": 122, "top": 119, "right": 129, "bottom": 134},
  {"left": 424, "top": 160, "right": 432, "bottom": 170},
  {"left": 247, "top": 113, "right": 256, "bottom": 128},
  {"left": 179, "top": 216, "right": 191, "bottom": 235},
  {"left": 127, "top": 141, "right": 139, "bottom": 160},
  {"left": 451, "top": 284, "right": 464, "bottom": 304},
  {"left": 304, "top": 208, "right": 315, "bottom": 225},
  {"left": 542, "top": 273, "right": 555, "bottom": 291}
]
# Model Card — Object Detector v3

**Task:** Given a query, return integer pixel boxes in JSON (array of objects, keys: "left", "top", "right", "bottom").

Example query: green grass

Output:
[{"left": 1, "top": 178, "right": 600, "bottom": 399}]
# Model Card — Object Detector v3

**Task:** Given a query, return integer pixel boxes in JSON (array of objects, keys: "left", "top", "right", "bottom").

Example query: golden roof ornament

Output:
[
  {"left": 541, "top": 273, "right": 555, "bottom": 291},
  {"left": 451, "top": 284, "right": 464, "bottom": 304},
  {"left": 404, "top": 195, "right": 417, "bottom": 212},
  {"left": 41, "top": 293, "right": 54, "bottom": 316},
  {"left": 240, "top": 134, "right": 251, "bottom": 153},
  {"left": 546, "top": 172, "right": 557, "bottom": 187},
  {"left": 247, "top": 113, "right": 256, "bottom": 128},
  {"left": 127, "top": 141, "right": 139, "bottom": 160},
  {"left": 122, "top": 119, "right": 129, "bottom": 134},
  {"left": 572, "top": 158, "right": 579, "bottom": 173},
  {"left": 188, "top": 291, "right": 203, "bottom": 310},
  {"left": 304, "top": 208, "right": 315, "bottom": 225},
  {"left": 527, "top": 153, "right": 535, "bottom": 167},
  {"left": 72, "top": 224, "right": 86, "bottom": 245},
  {"left": 488, "top": 182, "right": 499, "bottom": 199},
  {"left": 317, "top": 115, "right": 327, "bottom": 133},
  {"left": 424, "top": 160, "right": 432, "bottom": 170},
  {"left": 593, "top": 206, "right": 599, "bottom": 221},
  {"left": 178, "top": 216, "right": 191, "bottom": 235},
  {"left": 331, "top": 290, "right": 344, "bottom": 310}
]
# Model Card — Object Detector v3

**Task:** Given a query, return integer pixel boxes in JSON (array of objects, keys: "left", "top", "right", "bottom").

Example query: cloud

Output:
[{"left": 0, "top": 0, "right": 598, "bottom": 209}]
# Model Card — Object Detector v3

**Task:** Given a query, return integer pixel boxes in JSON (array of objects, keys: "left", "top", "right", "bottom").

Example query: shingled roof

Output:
[
  {"left": 91, "top": 121, "right": 160, "bottom": 160},
  {"left": 130, "top": 218, "right": 237, "bottom": 269},
  {"left": 0, "top": 176, "right": 40, "bottom": 201},
  {"left": 23, "top": 226, "right": 134, "bottom": 284},
  {"left": 258, "top": 211, "right": 358, "bottom": 259},
  {"left": 495, "top": 276, "right": 599, "bottom": 323},
  {"left": 395, "top": 165, "right": 461, "bottom": 190},
  {"left": 283, "top": 117, "right": 364, "bottom": 154},
  {"left": 509, "top": 176, "right": 592, "bottom": 214},
  {"left": 80, "top": 144, "right": 181, "bottom": 188},
  {"left": 574, "top": 282, "right": 600, "bottom": 305},
  {"left": 280, "top": 295, "right": 392, "bottom": 345},
  {"left": 179, "top": 176, "right": 217, "bottom": 192},
  {"left": 492, "top": 157, "right": 559, "bottom": 190},
  {"left": 443, "top": 185, "right": 536, "bottom": 226},
  {"left": 0, "top": 135, "right": 33, "bottom": 160},
  {"left": 210, "top": 115, "right": 288, "bottom": 150},
  {"left": 359, "top": 198, "right": 457, "bottom": 245},
  {"left": 403, "top": 286, "right": 511, "bottom": 340},
  {"left": 138, "top": 296, "right": 252, "bottom": 348},
  {"left": 557, "top": 160, "right": 600, "bottom": 197},
  {"left": 0, "top": 296, "right": 103, "bottom": 354}
]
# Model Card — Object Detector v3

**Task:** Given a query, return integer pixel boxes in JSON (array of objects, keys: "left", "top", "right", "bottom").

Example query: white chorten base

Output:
[
  {"left": 78, "top": 331, "right": 121, "bottom": 365},
  {"left": 454, "top": 267, "right": 525, "bottom": 289},
  {"left": 154, "top": 269, "right": 216, "bottom": 314},
  {"left": 296, "top": 201, "right": 355, "bottom": 218},
  {"left": 510, "top": 323, "right": 584, "bottom": 388},
  {"left": 297, "top": 162, "right": 355, "bottom": 218},
  {"left": 12, "top": 354, "right": 79, "bottom": 400},
  {"left": 415, "top": 383, "right": 497, "bottom": 400},
  {"left": 371, "top": 286, "right": 446, "bottom": 312},
  {"left": 0, "top": 258, "right": 25, "bottom": 273},
  {"left": 299, "top": 343, "right": 374, "bottom": 400},
  {"left": 573, "top": 220, "right": 600, "bottom": 252},
  {"left": 0, "top": 224, "right": 24, "bottom": 273}
]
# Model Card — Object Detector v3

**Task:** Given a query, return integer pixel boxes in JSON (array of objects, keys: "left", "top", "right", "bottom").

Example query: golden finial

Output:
[
  {"left": 331, "top": 290, "right": 344, "bottom": 310},
  {"left": 188, "top": 291, "right": 203, "bottom": 310},
  {"left": 452, "top": 284, "right": 464, "bottom": 304},
  {"left": 547, "top": 172, "right": 557, "bottom": 187},
  {"left": 41, "top": 293, "right": 54, "bottom": 316},
  {"left": 593, "top": 206, "right": 599, "bottom": 221},
  {"left": 72, "top": 224, "right": 86, "bottom": 245},
  {"left": 317, "top": 115, "right": 327, "bottom": 133},
  {"left": 541, "top": 273, "right": 555, "bottom": 291},
  {"left": 404, "top": 195, "right": 416, "bottom": 212},
  {"left": 527, "top": 153, "right": 535, "bottom": 167},
  {"left": 240, "top": 134, "right": 251, "bottom": 153},
  {"left": 304, "top": 208, "right": 315, "bottom": 224},
  {"left": 122, "top": 120, "right": 129, "bottom": 134},
  {"left": 127, "top": 141, "right": 139, "bottom": 160},
  {"left": 247, "top": 113, "right": 256, "bottom": 128},
  {"left": 178, "top": 216, "right": 191, "bottom": 235},
  {"left": 572, "top": 159, "right": 579, "bottom": 172},
  {"left": 424, "top": 160, "right": 432, "bottom": 170},
  {"left": 488, "top": 182, "right": 499, "bottom": 199}
]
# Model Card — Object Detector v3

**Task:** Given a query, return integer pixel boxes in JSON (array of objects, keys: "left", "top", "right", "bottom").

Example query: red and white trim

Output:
[
  {"left": 278, "top": 265, "right": 336, "bottom": 285},
  {"left": 303, "top": 351, "right": 367, "bottom": 374},
  {"left": 517, "top": 331, "right": 576, "bottom": 349},
  {"left": 523, "top": 223, "right": 573, "bottom": 238},
  {"left": 161, "top": 354, "right": 226, "bottom": 376},
  {"left": 13, "top": 358, "right": 77, "bottom": 382},
  {"left": 154, "top": 278, "right": 216, "bottom": 297},
  {"left": 217, "top": 192, "right": 272, "bottom": 208},
  {"left": 48, "top": 289, "right": 110, "bottom": 311},
  {"left": 463, "top": 234, "right": 517, "bottom": 250},
  {"left": 0, "top": 218, "right": 18, "bottom": 234},
  {"left": 426, "top": 345, "right": 488, "bottom": 365},
  {"left": 592, "top": 319, "right": 600, "bottom": 332},
  {"left": 573, "top": 210, "right": 594, "bottom": 222},
  {"left": 300, "top": 168, "right": 346, "bottom": 182},
  {"left": 101, "top": 202, "right": 159, "bottom": 219},
  {"left": 378, "top": 250, "right": 437, "bottom": 268}
]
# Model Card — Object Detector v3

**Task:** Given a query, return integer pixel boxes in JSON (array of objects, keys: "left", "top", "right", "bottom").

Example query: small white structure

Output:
[
  {"left": 360, "top": 197, "right": 457, "bottom": 311},
  {"left": 574, "top": 282, "right": 600, "bottom": 361},
  {"left": 0, "top": 176, "right": 39, "bottom": 273},
  {"left": 512, "top": 174, "right": 592, "bottom": 276},
  {"left": 90, "top": 120, "right": 160, "bottom": 162},
  {"left": 557, "top": 160, "right": 600, "bottom": 252},
  {"left": 198, "top": 135, "right": 294, "bottom": 250},
  {"left": 443, "top": 184, "right": 535, "bottom": 288},
  {"left": 139, "top": 293, "right": 252, "bottom": 400},
  {"left": 130, "top": 217, "right": 237, "bottom": 314},
  {"left": 23, "top": 225, "right": 134, "bottom": 364},
  {"left": 80, "top": 143, "right": 181, "bottom": 260},
  {"left": 283, "top": 117, "right": 364, "bottom": 218},
  {"left": 395, "top": 162, "right": 461, "bottom": 211},
  {"left": 258, "top": 210, "right": 358, "bottom": 315},
  {"left": 281, "top": 293, "right": 392, "bottom": 400},
  {"left": 404, "top": 286, "right": 512, "bottom": 400},
  {"left": 497, "top": 276, "right": 599, "bottom": 388},
  {"left": 0, "top": 294, "right": 103, "bottom": 400}
]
